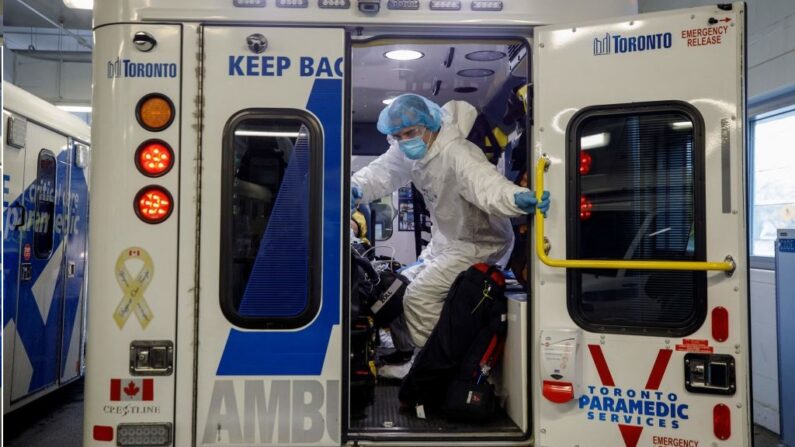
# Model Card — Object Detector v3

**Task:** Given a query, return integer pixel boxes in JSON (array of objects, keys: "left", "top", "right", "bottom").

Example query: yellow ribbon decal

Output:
[{"left": 113, "top": 247, "right": 155, "bottom": 329}]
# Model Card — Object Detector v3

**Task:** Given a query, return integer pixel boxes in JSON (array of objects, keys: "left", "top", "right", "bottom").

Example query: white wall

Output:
[
  {"left": 639, "top": 0, "right": 794, "bottom": 434},
  {"left": 750, "top": 269, "right": 779, "bottom": 433}
]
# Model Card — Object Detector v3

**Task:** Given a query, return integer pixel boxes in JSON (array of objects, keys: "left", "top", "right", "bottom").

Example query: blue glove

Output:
[
  {"left": 514, "top": 190, "right": 550, "bottom": 217},
  {"left": 351, "top": 185, "right": 363, "bottom": 211}
]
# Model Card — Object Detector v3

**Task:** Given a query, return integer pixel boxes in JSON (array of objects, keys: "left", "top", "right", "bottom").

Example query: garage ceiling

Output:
[{"left": 5, "top": 0, "right": 92, "bottom": 30}]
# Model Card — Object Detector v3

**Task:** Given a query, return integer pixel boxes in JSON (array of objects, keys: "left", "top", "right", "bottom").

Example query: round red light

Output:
[
  {"left": 579, "top": 151, "right": 593, "bottom": 175},
  {"left": 135, "top": 187, "right": 173, "bottom": 224},
  {"left": 580, "top": 195, "right": 593, "bottom": 221},
  {"left": 136, "top": 140, "right": 174, "bottom": 177}
]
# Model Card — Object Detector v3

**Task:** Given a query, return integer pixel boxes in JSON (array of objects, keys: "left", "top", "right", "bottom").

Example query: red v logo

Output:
[{"left": 588, "top": 345, "right": 673, "bottom": 447}]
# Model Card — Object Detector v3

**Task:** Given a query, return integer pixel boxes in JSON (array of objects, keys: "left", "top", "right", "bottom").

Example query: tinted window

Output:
[
  {"left": 221, "top": 112, "right": 321, "bottom": 329},
  {"left": 567, "top": 104, "right": 706, "bottom": 335},
  {"left": 34, "top": 150, "right": 57, "bottom": 259}
]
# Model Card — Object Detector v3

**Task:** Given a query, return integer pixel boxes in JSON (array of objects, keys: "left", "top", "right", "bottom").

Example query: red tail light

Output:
[
  {"left": 93, "top": 425, "right": 114, "bottom": 442},
  {"left": 135, "top": 187, "right": 173, "bottom": 224},
  {"left": 580, "top": 195, "right": 593, "bottom": 221},
  {"left": 136, "top": 140, "right": 174, "bottom": 177},
  {"left": 712, "top": 306, "right": 729, "bottom": 342},
  {"left": 713, "top": 404, "right": 731, "bottom": 440},
  {"left": 579, "top": 151, "right": 593, "bottom": 175}
]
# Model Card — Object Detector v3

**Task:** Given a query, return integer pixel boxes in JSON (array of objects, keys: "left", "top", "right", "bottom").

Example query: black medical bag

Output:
[{"left": 398, "top": 263, "right": 508, "bottom": 419}]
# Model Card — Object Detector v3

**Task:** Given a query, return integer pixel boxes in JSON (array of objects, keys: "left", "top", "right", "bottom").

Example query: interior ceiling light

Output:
[
  {"left": 385, "top": 50, "right": 424, "bottom": 61},
  {"left": 672, "top": 121, "right": 693, "bottom": 130},
  {"left": 465, "top": 50, "right": 506, "bottom": 62},
  {"left": 453, "top": 86, "right": 478, "bottom": 93},
  {"left": 580, "top": 132, "right": 610, "bottom": 150},
  {"left": 63, "top": 0, "right": 93, "bottom": 9},
  {"left": 457, "top": 68, "right": 495, "bottom": 78},
  {"left": 235, "top": 130, "right": 300, "bottom": 138},
  {"left": 382, "top": 98, "right": 395, "bottom": 105}
]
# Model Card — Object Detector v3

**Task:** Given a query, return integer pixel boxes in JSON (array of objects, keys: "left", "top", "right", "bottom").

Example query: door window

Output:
[
  {"left": 220, "top": 111, "right": 322, "bottom": 329},
  {"left": 566, "top": 103, "right": 706, "bottom": 335},
  {"left": 34, "top": 149, "right": 57, "bottom": 259}
]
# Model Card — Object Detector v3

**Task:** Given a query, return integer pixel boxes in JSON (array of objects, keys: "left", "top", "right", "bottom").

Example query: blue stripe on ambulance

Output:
[
  {"left": 217, "top": 78, "right": 342, "bottom": 375},
  {"left": 3, "top": 149, "right": 89, "bottom": 394}
]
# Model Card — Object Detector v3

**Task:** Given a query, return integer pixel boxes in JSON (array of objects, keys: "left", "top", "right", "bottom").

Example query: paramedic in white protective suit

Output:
[{"left": 351, "top": 93, "right": 550, "bottom": 353}]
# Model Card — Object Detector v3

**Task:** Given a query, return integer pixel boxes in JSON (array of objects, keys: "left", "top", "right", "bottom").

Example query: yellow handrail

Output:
[{"left": 534, "top": 157, "right": 735, "bottom": 273}]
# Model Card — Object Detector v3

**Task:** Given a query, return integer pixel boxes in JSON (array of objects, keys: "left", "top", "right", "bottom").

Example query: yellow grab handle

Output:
[{"left": 534, "top": 157, "right": 735, "bottom": 273}]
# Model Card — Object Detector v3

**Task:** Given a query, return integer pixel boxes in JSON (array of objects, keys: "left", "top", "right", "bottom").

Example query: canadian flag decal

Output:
[{"left": 110, "top": 378, "right": 154, "bottom": 401}]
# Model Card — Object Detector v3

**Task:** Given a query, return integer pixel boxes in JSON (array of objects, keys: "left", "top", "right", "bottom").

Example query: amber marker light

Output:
[{"left": 136, "top": 93, "right": 175, "bottom": 131}]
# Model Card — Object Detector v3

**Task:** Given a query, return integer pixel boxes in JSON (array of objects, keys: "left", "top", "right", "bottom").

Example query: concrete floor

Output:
[{"left": 2, "top": 379, "right": 788, "bottom": 446}]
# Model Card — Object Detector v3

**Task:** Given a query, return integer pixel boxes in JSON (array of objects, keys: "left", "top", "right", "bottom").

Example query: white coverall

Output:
[{"left": 351, "top": 100, "right": 527, "bottom": 347}]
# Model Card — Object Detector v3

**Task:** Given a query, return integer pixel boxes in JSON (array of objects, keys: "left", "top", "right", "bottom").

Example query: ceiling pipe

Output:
[
  {"left": 13, "top": 49, "right": 92, "bottom": 63},
  {"left": 12, "top": 0, "right": 93, "bottom": 50}
]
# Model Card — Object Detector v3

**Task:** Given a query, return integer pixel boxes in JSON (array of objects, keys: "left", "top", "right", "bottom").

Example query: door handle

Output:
[{"left": 533, "top": 157, "right": 735, "bottom": 274}]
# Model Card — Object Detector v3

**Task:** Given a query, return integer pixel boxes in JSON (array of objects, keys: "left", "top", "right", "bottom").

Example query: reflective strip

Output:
[
  {"left": 370, "top": 279, "right": 403, "bottom": 315},
  {"left": 721, "top": 118, "right": 732, "bottom": 213}
]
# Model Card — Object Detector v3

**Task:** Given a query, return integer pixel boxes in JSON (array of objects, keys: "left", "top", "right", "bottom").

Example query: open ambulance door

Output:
[
  {"left": 532, "top": 3, "right": 749, "bottom": 446},
  {"left": 194, "top": 26, "right": 346, "bottom": 446}
]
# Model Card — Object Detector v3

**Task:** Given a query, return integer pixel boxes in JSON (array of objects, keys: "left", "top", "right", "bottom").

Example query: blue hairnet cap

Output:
[{"left": 377, "top": 94, "right": 443, "bottom": 135}]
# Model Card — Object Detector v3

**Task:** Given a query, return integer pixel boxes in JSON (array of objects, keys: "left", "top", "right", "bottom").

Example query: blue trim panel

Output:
[{"left": 3, "top": 148, "right": 89, "bottom": 394}]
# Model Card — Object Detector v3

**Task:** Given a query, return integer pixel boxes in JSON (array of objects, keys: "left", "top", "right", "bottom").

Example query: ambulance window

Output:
[
  {"left": 34, "top": 149, "right": 57, "bottom": 259},
  {"left": 567, "top": 103, "right": 706, "bottom": 336},
  {"left": 371, "top": 197, "right": 395, "bottom": 241},
  {"left": 220, "top": 111, "right": 322, "bottom": 329}
]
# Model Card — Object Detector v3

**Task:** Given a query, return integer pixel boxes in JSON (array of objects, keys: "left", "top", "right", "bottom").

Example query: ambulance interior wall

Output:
[{"left": 640, "top": 0, "right": 795, "bottom": 434}]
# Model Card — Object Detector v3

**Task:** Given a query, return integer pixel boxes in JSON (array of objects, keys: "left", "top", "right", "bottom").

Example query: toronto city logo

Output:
[
  {"left": 107, "top": 57, "right": 178, "bottom": 78},
  {"left": 593, "top": 32, "right": 673, "bottom": 56}
]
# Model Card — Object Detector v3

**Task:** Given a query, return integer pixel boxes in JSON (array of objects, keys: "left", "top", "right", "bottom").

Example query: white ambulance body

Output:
[
  {"left": 85, "top": 1, "right": 750, "bottom": 446},
  {"left": 3, "top": 81, "right": 91, "bottom": 413}
]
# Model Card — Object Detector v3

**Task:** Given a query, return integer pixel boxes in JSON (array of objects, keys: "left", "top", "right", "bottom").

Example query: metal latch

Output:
[
  {"left": 684, "top": 353, "right": 736, "bottom": 395},
  {"left": 130, "top": 341, "right": 173, "bottom": 376}
]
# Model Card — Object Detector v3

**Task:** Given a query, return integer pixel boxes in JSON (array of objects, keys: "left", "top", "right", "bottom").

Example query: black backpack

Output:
[{"left": 398, "top": 264, "right": 508, "bottom": 419}]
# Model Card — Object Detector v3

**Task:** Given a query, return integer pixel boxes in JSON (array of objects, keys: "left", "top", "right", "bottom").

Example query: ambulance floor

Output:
[{"left": 350, "top": 382, "right": 522, "bottom": 435}]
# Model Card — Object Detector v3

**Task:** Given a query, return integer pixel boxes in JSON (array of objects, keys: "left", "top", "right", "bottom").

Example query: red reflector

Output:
[
  {"left": 579, "top": 151, "right": 592, "bottom": 175},
  {"left": 542, "top": 380, "right": 574, "bottom": 403},
  {"left": 93, "top": 425, "right": 114, "bottom": 441},
  {"left": 136, "top": 140, "right": 174, "bottom": 177},
  {"left": 714, "top": 403, "right": 731, "bottom": 440},
  {"left": 712, "top": 306, "right": 729, "bottom": 342},
  {"left": 135, "top": 187, "right": 174, "bottom": 224},
  {"left": 580, "top": 195, "right": 593, "bottom": 221}
]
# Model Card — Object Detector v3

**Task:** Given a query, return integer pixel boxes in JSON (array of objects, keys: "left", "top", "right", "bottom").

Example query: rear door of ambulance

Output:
[
  {"left": 532, "top": 3, "right": 750, "bottom": 447},
  {"left": 195, "top": 25, "right": 346, "bottom": 446}
]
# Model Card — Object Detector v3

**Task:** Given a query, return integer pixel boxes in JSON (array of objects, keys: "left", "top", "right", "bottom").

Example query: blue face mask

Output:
[{"left": 398, "top": 137, "right": 428, "bottom": 160}]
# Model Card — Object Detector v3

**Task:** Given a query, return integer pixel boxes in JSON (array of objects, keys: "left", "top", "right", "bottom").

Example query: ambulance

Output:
[
  {"left": 3, "top": 81, "right": 91, "bottom": 413},
  {"left": 85, "top": 1, "right": 750, "bottom": 445}
]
